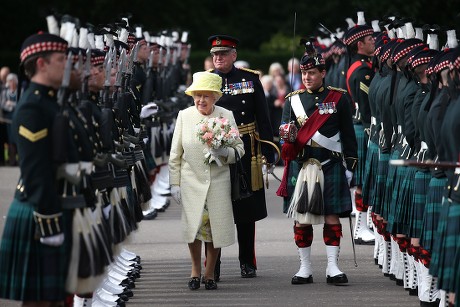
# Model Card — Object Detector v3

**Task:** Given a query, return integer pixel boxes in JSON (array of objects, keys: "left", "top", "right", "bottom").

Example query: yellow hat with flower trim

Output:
[{"left": 185, "top": 71, "right": 223, "bottom": 97}]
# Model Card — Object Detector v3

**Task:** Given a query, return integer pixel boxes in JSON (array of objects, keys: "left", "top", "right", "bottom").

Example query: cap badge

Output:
[{"left": 216, "top": 38, "right": 221, "bottom": 45}]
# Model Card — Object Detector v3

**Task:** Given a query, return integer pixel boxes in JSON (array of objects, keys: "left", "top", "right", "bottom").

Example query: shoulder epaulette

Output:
[
  {"left": 237, "top": 67, "right": 261, "bottom": 75},
  {"left": 327, "top": 86, "right": 348, "bottom": 94},
  {"left": 285, "top": 89, "right": 306, "bottom": 99}
]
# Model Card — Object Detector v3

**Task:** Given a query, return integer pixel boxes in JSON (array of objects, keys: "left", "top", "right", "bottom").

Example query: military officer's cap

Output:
[
  {"left": 379, "top": 39, "right": 399, "bottom": 62},
  {"left": 408, "top": 48, "right": 439, "bottom": 70},
  {"left": 391, "top": 38, "right": 425, "bottom": 64},
  {"left": 20, "top": 32, "right": 68, "bottom": 63},
  {"left": 68, "top": 47, "right": 87, "bottom": 64},
  {"left": 405, "top": 45, "right": 429, "bottom": 68},
  {"left": 433, "top": 49, "right": 456, "bottom": 74},
  {"left": 90, "top": 49, "right": 106, "bottom": 66},
  {"left": 451, "top": 47, "right": 460, "bottom": 70},
  {"left": 374, "top": 33, "right": 389, "bottom": 57},
  {"left": 343, "top": 25, "right": 374, "bottom": 46},
  {"left": 299, "top": 38, "right": 325, "bottom": 71},
  {"left": 208, "top": 35, "right": 239, "bottom": 53}
]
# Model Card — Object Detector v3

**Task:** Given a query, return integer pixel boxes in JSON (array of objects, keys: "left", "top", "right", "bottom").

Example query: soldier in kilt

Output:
[
  {"left": 343, "top": 21, "right": 376, "bottom": 244},
  {"left": 0, "top": 33, "right": 70, "bottom": 305},
  {"left": 429, "top": 46, "right": 460, "bottom": 306},
  {"left": 279, "top": 45, "right": 357, "bottom": 285}
]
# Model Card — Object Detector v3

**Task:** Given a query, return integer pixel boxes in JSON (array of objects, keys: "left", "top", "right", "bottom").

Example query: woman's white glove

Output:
[
  {"left": 345, "top": 170, "right": 353, "bottom": 187},
  {"left": 171, "top": 185, "right": 181, "bottom": 205},
  {"left": 209, "top": 147, "right": 229, "bottom": 157},
  {"left": 40, "top": 233, "right": 64, "bottom": 246}
]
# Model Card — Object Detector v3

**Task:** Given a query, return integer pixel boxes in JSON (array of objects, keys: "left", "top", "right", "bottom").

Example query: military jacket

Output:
[
  {"left": 281, "top": 86, "right": 358, "bottom": 171},
  {"left": 346, "top": 54, "right": 374, "bottom": 128},
  {"left": 212, "top": 66, "right": 274, "bottom": 163},
  {"left": 12, "top": 83, "right": 60, "bottom": 215}
]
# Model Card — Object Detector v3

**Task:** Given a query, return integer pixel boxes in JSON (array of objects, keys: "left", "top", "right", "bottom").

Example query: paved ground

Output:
[{"left": 0, "top": 166, "right": 419, "bottom": 306}]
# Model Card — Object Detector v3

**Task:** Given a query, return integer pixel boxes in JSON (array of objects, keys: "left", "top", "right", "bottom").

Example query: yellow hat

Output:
[{"left": 185, "top": 72, "right": 223, "bottom": 97}]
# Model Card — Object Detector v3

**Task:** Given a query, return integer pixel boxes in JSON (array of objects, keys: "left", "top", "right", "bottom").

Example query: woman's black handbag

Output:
[{"left": 231, "top": 148, "right": 253, "bottom": 201}]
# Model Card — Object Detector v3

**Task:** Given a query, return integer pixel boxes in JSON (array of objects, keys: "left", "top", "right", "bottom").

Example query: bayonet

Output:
[{"left": 57, "top": 54, "right": 73, "bottom": 106}]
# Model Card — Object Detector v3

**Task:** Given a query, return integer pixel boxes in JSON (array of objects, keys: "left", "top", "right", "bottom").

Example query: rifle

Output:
[
  {"left": 53, "top": 54, "right": 73, "bottom": 163},
  {"left": 390, "top": 159, "right": 460, "bottom": 169}
]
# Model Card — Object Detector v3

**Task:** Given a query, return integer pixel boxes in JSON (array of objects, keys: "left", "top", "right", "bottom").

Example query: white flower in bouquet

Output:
[{"left": 196, "top": 116, "right": 240, "bottom": 166}]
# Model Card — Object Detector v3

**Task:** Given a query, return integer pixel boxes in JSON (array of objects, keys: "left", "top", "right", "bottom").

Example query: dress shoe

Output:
[
  {"left": 291, "top": 275, "right": 313, "bottom": 284},
  {"left": 143, "top": 209, "right": 158, "bottom": 220},
  {"left": 188, "top": 277, "right": 200, "bottom": 290},
  {"left": 240, "top": 264, "right": 257, "bottom": 278},
  {"left": 326, "top": 273, "right": 348, "bottom": 285},
  {"left": 204, "top": 279, "right": 217, "bottom": 290}
]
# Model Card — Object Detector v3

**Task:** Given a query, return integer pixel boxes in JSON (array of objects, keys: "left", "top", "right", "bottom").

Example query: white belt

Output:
[
  {"left": 398, "top": 125, "right": 402, "bottom": 134},
  {"left": 371, "top": 117, "right": 377, "bottom": 125},
  {"left": 308, "top": 132, "right": 342, "bottom": 153}
]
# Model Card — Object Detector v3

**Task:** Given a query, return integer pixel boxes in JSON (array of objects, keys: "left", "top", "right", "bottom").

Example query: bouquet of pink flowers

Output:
[{"left": 196, "top": 116, "right": 240, "bottom": 165}]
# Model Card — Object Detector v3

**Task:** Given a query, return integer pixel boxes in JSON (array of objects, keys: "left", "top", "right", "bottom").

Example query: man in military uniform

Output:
[
  {"left": 0, "top": 32, "right": 69, "bottom": 305},
  {"left": 208, "top": 34, "right": 275, "bottom": 279},
  {"left": 344, "top": 24, "right": 376, "bottom": 245},
  {"left": 279, "top": 45, "right": 357, "bottom": 285}
]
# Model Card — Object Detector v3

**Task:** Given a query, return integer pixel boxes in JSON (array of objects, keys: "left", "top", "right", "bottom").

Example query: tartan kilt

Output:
[
  {"left": 284, "top": 159, "right": 351, "bottom": 218},
  {"left": 283, "top": 160, "right": 302, "bottom": 214},
  {"left": 362, "top": 140, "right": 379, "bottom": 207},
  {"left": 420, "top": 177, "right": 448, "bottom": 253},
  {"left": 0, "top": 199, "right": 71, "bottom": 301},
  {"left": 372, "top": 152, "right": 389, "bottom": 215},
  {"left": 381, "top": 149, "right": 401, "bottom": 224},
  {"left": 395, "top": 166, "right": 417, "bottom": 235},
  {"left": 408, "top": 170, "right": 431, "bottom": 238},
  {"left": 353, "top": 124, "right": 368, "bottom": 186},
  {"left": 429, "top": 198, "right": 460, "bottom": 292},
  {"left": 322, "top": 160, "right": 352, "bottom": 217},
  {"left": 386, "top": 163, "right": 407, "bottom": 234}
]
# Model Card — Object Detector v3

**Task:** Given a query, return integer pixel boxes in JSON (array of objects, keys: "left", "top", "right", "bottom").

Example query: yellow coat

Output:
[{"left": 169, "top": 105, "right": 244, "bottom": 248}]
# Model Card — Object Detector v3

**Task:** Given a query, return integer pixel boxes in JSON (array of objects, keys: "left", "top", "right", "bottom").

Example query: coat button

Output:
[
  {"left": 242, "top": 100, "right": 246, "bottom": 104},
  {"left": 241, "top": 112, "right": 245, "bottom": 115}
]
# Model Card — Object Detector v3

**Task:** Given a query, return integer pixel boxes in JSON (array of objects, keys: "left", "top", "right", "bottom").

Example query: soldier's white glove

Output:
[
  {"left": 209, "top": 147, "right": 229, "bottom": 157},
  {"left": 40, "top": 233, "right": 64, "bottom": 246},
  {"left": 345, "top": 170, "right": 353, "bottom": 186},
  {"left": 171, "top": 185, "right": 181, "bottom": 205}
]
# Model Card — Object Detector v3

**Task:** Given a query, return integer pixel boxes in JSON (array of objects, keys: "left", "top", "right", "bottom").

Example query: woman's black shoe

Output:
[
  {"left": 204, "top": 279, "right": 217, "bottom": 290},
  {"left": 188, "top": 277, "right": 201, "bottom": 290}
]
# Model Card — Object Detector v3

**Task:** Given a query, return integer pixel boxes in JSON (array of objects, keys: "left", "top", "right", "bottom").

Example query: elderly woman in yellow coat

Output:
[{"left": 169, "top": 71, "right": 244, "bottom": 290}]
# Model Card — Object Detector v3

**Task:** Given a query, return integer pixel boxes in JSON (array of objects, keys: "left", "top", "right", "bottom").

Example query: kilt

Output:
[
  {"left": 429, "top": 198, "right": 460, "bottom": 292},
  {"left": 362, "top": 140, "right": 379, "bottom": 207},
  {"left": 353, "top": 124, "right": 368, "bottom": 186},
  {"left": 395, "top": 166, "right": 417, "bottom": 235},
  {"left": 408, "top": 170, "right": 431, "bottom": 238},
  {"left": 372, "top": 152, "right": 389, "bottom": 216},
  {"left": 420, "top": 177, "right": 446, "bottom": 253},
  {"left": 285, "top": 159, "right": 352, "bottom": 218},
  {"left": 386, "top": 163, "right": 407, "bottom": 234},
  {"left": 283, "top": 160, "right": 302, "bottom": 214},
  {"left": 381, "top": 149, "right": 401, "bottom": 224},
  {"left": 0, "top": 199, "right": 70, "bottom": 301}
]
